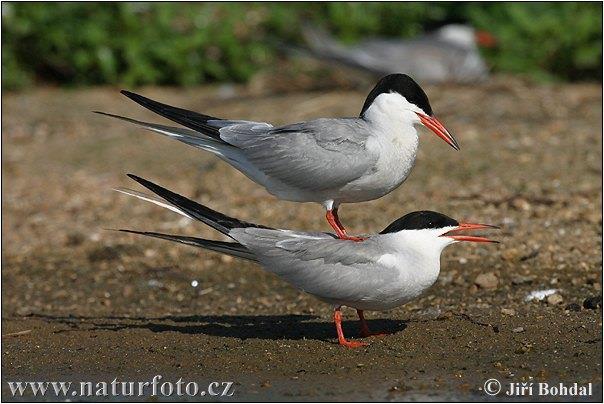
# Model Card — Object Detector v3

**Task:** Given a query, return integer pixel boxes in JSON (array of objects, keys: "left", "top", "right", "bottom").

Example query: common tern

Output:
[
  {"left": 98, "top": 73, "right": 458, "bottom": 240},
  {"left": 116, "top": 174, "right": 498, "bottom": 348},
  {"left": 299, "top": 24, "right": 495, "bottom": 83}
]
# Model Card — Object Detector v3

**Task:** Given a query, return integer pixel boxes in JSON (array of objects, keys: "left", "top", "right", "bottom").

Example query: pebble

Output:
[
  {"left": 122, "top": 285, "right": 133, "bottom": 298},
  {"left": 501, "top": 248, "right": 521, "bottom": 261},
  {"left": 564, "top": 303, "right": 581, "bottom": 312},
  {"left": 512, "top": 327, "right": 525, "bottom": 333},
  {"left": 546, "top": 293, "right": 563, "bottom": 305},
  {"left": 501, "top": 308, "right": 516, "bottom": 316},
  {"left": 474, "top": 273, "right": 498, "bottom": 289},
  {"left": 511, "top": 275, "right": 535, "bottom": 285},
  {"left": 583, "top": 295, "right": 602, "bottom": 310},
  {"left": 525, "top": 289, "right": 558, "bottom": 302},
  {"left": 511, "top": 197, "right": 531, "bottom": 211}
]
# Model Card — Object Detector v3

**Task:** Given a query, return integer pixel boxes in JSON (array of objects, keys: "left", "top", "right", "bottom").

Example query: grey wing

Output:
[
  {"left": 230, "top": 228, "right": 383, "bottom": 266},
  {"left": 230, "top": 228, "right": 396, "bottom": 303},
  {"left": 219, "top": 119, "right": 377, "bottom": 192}
]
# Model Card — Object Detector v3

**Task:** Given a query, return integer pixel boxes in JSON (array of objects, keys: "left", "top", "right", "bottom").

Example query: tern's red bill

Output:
[
  {"left": 440, "top": 223, "right": 499, "bottom": 243},
  {"left": 417, "top": 113, "right": 460, "bottom": 150}
]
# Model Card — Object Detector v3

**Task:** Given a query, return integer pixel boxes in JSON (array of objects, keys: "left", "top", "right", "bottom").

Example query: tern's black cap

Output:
[
  {"left": 380, "top": 211, "right": 458, "bottom": 234},
  {"left": 360, "top": 74, "right": 433, "bottom": 118}
]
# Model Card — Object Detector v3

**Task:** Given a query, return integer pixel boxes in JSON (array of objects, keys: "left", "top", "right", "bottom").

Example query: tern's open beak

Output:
[
  {"left": 417, "top": 113, "right": 460, "bottom": 150},
  {"left": 440, "top": 222, "right": 499, "bottom": 243}
]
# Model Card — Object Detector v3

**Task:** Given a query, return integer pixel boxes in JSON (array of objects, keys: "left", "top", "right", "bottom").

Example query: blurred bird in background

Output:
[{"left": 294, "top": 24, "right": 496, "bottom": 84}]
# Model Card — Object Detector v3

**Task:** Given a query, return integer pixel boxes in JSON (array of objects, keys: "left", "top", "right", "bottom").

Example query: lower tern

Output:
[
  {"left": 98, "top": 73, "right": 458, "bottom": 241},
  {"left": 117, "top": 174, "right": 498, "bottom": 348}
]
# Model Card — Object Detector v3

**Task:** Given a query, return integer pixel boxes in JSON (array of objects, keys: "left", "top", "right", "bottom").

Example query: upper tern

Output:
[
  {"left": 117, "top": 174, "right": 498, "bottom": 348},
  {"left": 97, "top": 73, "right": 458, "bottom": 241}
]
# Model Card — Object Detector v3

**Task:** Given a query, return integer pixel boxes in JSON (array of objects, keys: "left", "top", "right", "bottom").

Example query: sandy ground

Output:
[{"left": 2, "top": 77, "right": 602, "bottom": 401}]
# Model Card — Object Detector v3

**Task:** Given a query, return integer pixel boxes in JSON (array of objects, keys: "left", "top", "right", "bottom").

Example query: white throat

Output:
[
  {"left": 379, "top": 228, "right": 454, "bottom": 275},
  {"left": 363, "top": 92, "right": 424, "bottom": 145},
  {"left": 363, "top": 92, "right": 423, "bottom": 129}
]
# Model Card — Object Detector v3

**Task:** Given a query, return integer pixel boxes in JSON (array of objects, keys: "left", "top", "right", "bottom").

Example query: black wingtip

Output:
[
  {"left": 124, "top": 173, "right": 269, "bottom": 235},
  {"left": 117, "top": 228, "right": 146, "bottom": 235},
  {"left": 122, "top": 89, "right": 154, "bottom": 104},
  {"left": 120, "top": 90, "right": 147, "bottom": 103},
  {"left": 117, "top": 89, "right": 223, "bottom": 138},
  {"left": 127, "top": 173, "right": 145, "bottom": 183},
  {"left": 126, "top": 173, "right": 152, "bottom": 190},
  {"left": 92, "top": 110, "right": 115, "bottom": 117}
]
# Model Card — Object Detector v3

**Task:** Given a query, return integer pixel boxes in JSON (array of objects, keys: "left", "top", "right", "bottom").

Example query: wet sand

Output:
[{"left": 2, "top": 78, "right": 602, "bottom": 400}]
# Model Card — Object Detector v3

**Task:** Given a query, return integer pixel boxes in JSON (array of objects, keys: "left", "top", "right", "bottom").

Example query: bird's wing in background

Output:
[{"left": 220, "top": 119, "right": 378, "bottom": 192}]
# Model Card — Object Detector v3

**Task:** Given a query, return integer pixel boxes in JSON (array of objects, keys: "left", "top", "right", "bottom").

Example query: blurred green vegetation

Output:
[{"left": 2, "top": 2, "right": 602, "bottom": 89}]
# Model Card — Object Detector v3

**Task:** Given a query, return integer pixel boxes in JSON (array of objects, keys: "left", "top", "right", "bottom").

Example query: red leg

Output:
[
  {"left": 357, "top": 309, "right": 391, "bottom": 338},
  {"left": 326, "top": 208, "right": 365, "bottom": 242},
  {"left": 334, "top": 307, "right": 368, "bottom": 348}
]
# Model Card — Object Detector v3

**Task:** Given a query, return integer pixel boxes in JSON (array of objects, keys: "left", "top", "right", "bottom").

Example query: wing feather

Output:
[{"left": 219, "top": 118, "right": 377, "bottom": 192}]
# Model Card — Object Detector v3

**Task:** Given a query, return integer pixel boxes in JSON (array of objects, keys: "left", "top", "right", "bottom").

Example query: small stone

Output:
[
  {"left": 123, "top": 285, "right": 133, "bottom": 298},
  {"left": 512, "top": 327, "right": 525, "bottom": 333},
  {"left": 502, "top": 248, "right": 521, "bottom": 261},
  {"left": 546, "top": 293, "right": 563, "bottom": 305},
  {"left": 511, "top": 197, "right": 531, "bottom": 211},
  {"left": 511, "top": 275, "right": 535, "bottom": 285},
  {"left": 453, "top": 276, "right": 466, "bottom": 286},
  {"left": 65, "top": 232, "right": 85, "bottom": 246},
  {"left": 439, "top": 271, "right": 455, "bottom": 285},
  {"left": 583, "top": 295, "right": 602, "bottom": 310},
  {"left": 474, "top": 272, "right": 498, "bottom": 289},
  {"left": 501, "top": 308, "right": 516, "bottom": 316},
  {"left": 564, "top": 303, "right": 581, "bottom": 312}
]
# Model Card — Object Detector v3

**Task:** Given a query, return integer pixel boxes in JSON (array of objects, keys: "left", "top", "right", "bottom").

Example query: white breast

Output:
[{"left": 341, "top": 94, "right": 420, "bottom": 202}]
